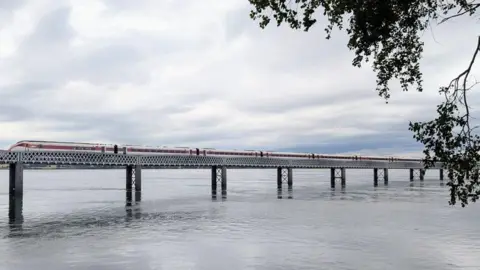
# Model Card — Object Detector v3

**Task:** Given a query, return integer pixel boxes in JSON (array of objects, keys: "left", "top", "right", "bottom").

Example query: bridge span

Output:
[{"left": 1, "top": 146, "right": 444, "bottom": 199}]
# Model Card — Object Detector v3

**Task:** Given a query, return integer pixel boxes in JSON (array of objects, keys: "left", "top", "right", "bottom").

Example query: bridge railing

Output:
[{"left": 0, "top": 151, "right": 443, "bottom": 169}]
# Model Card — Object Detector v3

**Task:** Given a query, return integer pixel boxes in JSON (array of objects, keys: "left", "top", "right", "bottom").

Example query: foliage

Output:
[{"left": 247, "top": 0, "right": 480, "bottom": 206}]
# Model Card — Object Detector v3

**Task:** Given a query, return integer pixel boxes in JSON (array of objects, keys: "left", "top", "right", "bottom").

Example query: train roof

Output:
[{"left": 15, "top": 140, "right": 102, "bottom": 145}]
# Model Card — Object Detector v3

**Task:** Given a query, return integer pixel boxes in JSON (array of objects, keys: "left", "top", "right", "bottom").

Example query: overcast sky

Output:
[{"left": 0, "top": 0, "right": 478, "bottom": 157}]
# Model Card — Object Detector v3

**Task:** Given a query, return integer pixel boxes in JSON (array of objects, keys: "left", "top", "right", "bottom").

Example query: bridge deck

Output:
[{"left": 0, "top": 151, "right": 441, "bottom": 169}]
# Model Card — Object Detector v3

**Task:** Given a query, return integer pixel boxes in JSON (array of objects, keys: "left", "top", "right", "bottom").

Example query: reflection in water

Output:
[
  {"left": 211, "top": 190, "right": 227, "bottom": 201},
  {"left": 328, "top": 187, "right": 349, "bottom": 201},
  {"left": 125, "top": 191, "right": 142, "bottom": 221},
  {"left": 277, "top": 187, "right": 293, "bottom": 199},
  {"left": 1, "top": 169, "right": 478, "bottom": 270},
  {"left": 8, "top": 195, "right": 23, "bottom": 233},
  {"left": 409, "top": 182, "right": 426, "bottom": 189}
]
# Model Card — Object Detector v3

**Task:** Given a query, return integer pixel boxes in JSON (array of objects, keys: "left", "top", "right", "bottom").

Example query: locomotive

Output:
[{"left": 6, "top": 140, "right": 421, "bottom": 162}]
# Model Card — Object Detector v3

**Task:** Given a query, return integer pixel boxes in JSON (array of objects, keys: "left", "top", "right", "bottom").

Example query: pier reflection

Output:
[
  {"left": 6, "top": 190, "right": 219, "bottom": 239},
  {"left": 8, "top": 195, "right": 24, "bottom": 232},
  {"left": 329, "top": 187, "right": 347, "bottom": 200},
  {"left": 277, "top": 187, "right": 293, "bottom": 199},
  {"left": 125, "top": 191, "right": 142, "bottom": 221},
  {"left": 211, "top": 190, "right": 227, "bottom": 201}
]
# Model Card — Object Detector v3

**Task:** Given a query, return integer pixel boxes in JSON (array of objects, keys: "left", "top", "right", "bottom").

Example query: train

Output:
[{"left": 6, "top": 140, "right": 422, "bottom": 162}]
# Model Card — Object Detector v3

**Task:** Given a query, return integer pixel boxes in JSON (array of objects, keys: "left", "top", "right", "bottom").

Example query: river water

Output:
[{"left": 0, "top": 168, "right": 479, "bottom": 270}]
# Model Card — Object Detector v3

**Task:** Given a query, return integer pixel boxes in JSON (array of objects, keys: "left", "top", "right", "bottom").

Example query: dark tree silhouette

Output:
[{"left": 247, "top": 0, "right": 480, "bottom": 207}]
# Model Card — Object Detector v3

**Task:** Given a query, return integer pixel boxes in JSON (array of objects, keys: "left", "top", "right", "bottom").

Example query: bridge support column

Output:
[
  {"left": 277, "top": 167, "right": 293, "bottom": 188},
  {"left": 135, "top": 165, "right": 142, "bottom": 192},
  {"left": 373, "top": 168, "right": 388, "bottom": 186},
  {"left": 9, "top": 162, "right": 24, "bottom": 197},
  {"left": 211, "top": 166, "right": 227, "bottom": 193},
  {"left": 330, "top": 168, "right": 345, "bottom": 188},
  {"left": 409, "top": 169, "right": 425, "bottom": 181},
  {"left": 384, "top": 168, "right": 389, "bottom": 185},
  {"left": 126, "top": 165, "right": 142, "bottom": 192},
  {"left": 440, "top": 169, "right": 444, "bottom": 181}
]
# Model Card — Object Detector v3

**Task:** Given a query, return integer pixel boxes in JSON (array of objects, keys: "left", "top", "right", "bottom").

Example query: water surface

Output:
[{"left": 0, "top": 168, "right": 478, "bottom": 270}]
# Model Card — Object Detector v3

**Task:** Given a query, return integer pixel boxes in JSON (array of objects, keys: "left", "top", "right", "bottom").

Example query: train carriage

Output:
[{"left": 6, "top": 140, "right": 420, "bottom": 162}]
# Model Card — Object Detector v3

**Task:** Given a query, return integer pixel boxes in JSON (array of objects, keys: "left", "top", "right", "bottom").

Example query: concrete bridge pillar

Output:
[
  {"left": 211, "top": 166, "right": 227, "bottom": 192},
  {"left": 9, "top": 162, "right": 24, "bottom": 197},
  {"left": 439, "top": 169, "right": 444, "bottom": 181},
  {"left": 277, "top": 167, "right": 293, "bottom": 188},
  {"left": 126, "top": 165, "right": 142, "bottom": 192},
  {"left": 330, "top": 168, "right": 345, "bottom": 188}
]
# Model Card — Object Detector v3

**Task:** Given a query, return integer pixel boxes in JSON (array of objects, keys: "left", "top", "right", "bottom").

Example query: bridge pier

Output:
[
  {"left": 440, "top": 169, "right": 444, "bottom": 181},
  {"left": 330, "top": 168, "right": 345, "bottom": 188},
  {"left": 211, "top": 166, "right": 227, "bottom": 193},
  {"left": 373, "top": 168, "right": 388, "bottom": 186},
  {"left": 126, "top": 165, "right": 142, "bottom": 192},
  {"left": 409, "top": 168, "right": 425, "bottom": 181},
  {"left": 277, "top": 167, "right": 293, "bottom": 188},
  {"left": 9, "top": 162, "right": 24, "bottom": 197}
]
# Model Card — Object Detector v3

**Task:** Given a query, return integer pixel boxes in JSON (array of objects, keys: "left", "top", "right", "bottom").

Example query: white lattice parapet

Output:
[{"left": 0, "top": 151, "right": 442, "bottom": 169}]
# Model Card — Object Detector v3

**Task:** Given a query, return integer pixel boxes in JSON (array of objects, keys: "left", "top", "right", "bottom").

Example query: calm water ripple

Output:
[{"left": 0, "top": 168, "right": 479, "bottom": 269}]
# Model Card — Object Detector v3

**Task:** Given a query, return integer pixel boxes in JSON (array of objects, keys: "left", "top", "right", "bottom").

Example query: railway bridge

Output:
[{"left": 1, "top": 147, "right": 445, "bottom": 198}]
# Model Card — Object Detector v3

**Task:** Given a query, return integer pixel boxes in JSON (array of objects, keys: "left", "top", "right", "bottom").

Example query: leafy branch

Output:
[{"left": 408, "top": 36, "right": 480, "bottom": 207}]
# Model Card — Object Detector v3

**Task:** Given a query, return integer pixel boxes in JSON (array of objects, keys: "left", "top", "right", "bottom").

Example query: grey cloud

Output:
[
  {"left": 12, "top": 6, "right": 75, "bottom": 85},
  {"left": 235, "top": 89, "right": 371, "bottom": 114},
  {"left": 70, "top": 43, "right": 149, "bottom": 85},
  {"left": 277, "top": 132, "right": 422, "bottom": 154},
  {"left": 272, "top": 120, "right": 423, "bottom": 152},
  {"left": 0, "top": 104, "right": 35, "bottom": 122},
  {"left": 12, "top": 6, "right": 148, "bottom": 85},
  {"left": 0, "top": 82, "right": 57, "bottom": 97},
  {"left": 101, "top": 0, "right": 141, "bottom": 10},
  {"left": 0, "top": 0, "right": 24, "bottom": 10},
  {"left": 20, "top": 6, "right": 74, "bottom": 51},
  {"left": 224, "top": 6, "right": 254, "bottom": 42},
  {"left": 101, "top": 0, "right": 194, "bottom": 13},
  {"left": 9, "top": 7, "right": 213, "bottom": 87},
  {"left": 0, "top": 82, "right": 58, "bottom": 122},
  {"left": 30, "top": 104, "right": 199, "bottom": 144},
  {"left": 223, "top": 7, "right": 356, "bottom": 74},
  {"left": 0, "top": 0, "right": 26, "bottom": 30}
]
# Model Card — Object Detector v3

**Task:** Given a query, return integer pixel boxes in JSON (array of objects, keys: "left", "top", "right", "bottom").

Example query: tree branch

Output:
[{"left": 439, "top": 3, "right": 480, "bottom": 25}]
